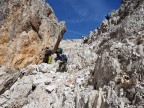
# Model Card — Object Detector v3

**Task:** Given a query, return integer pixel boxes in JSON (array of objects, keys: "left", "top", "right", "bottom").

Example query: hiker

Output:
[
  {"left": 58, "top": 54, "right": 68, "bottom": 72},
  {"left": 82, "top": 36, "right": 88, "bottom": 43},
  {"left": 54, "top": 47, "right": 68, "bottom": 72},
  {"left": 43, "top": 47, "right": 52, "bottom": 64},
  {"left": 105, "top": 14, "right": 111, "bottom": 20},
  {"left": 89, "top": 31, "right": 94, "bottom": 40},
  {"left": 32, "top": 84, "right": 36, "bottom": 91},
  {"left": 55, "top": 47, "right": 63, "bottom": 62}
]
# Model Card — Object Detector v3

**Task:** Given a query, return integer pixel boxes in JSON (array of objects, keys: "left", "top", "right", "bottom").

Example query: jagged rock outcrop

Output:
[
  {"left": 0, "top": 0, "right": 66, "bottom": 68},
  {"left": 0, "top": 67, "right": 21, "bottom": 95},
  {"left": 87, "top": 0, "right": 144, "bottom": 107}
]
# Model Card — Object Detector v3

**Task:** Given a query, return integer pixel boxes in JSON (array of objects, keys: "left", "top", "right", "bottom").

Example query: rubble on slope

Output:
[{"left": 0, "top": 40, "right": 99, "bottom": 108}]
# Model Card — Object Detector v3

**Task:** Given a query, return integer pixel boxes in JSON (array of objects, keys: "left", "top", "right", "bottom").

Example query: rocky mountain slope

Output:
[
  {"left": 0, "top": 0, "right": 65, "bottom": 68},
  {"left": 88, "top": 0, "right": 144, "bottom": 107},
  {"left": 0, "top": 40, "right": 98, "bottom": 108},
  {"left": 0, "top": 0, "right": 144, "bottom": 108}
]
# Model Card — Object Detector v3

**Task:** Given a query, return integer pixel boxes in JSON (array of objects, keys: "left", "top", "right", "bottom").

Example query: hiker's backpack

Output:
[
  {"left": 60, "top": 54, "right": 68, "bottom": 62},
  {"left": 105, "top": 13, "right": 111, "bottom": 20},
  {"left": 45, "top": 49, "right": 52, "bottom": 55}
]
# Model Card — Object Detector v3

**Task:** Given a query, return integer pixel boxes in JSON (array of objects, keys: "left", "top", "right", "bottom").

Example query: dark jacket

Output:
[
  {"left": 45, "top": 49, "right": 52, "bottom": 55},
  {"left": 60, "top": 54, "right": 68, "bottom": 62},
  {"left": 43, "top": 49, "right": 52, "bottom": 63}
]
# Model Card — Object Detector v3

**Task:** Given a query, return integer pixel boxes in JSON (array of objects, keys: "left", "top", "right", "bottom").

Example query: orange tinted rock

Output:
[{"left": 0, "top": 0, "right": 66, "bottom": 68}]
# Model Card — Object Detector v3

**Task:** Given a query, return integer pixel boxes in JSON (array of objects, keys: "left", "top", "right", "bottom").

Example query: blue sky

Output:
[{"left": 46, "top": 0, "right": 122, "bottom": 39}]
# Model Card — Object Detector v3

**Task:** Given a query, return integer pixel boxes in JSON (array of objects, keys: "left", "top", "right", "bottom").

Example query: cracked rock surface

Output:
[{"left": 0, "top": 0, "right": 65, "bottom": 68}]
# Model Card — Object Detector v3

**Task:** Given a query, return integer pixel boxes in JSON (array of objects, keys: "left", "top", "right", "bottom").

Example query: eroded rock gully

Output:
[{"left": 0, "top": 0, "right": 144, "bottom": 108}]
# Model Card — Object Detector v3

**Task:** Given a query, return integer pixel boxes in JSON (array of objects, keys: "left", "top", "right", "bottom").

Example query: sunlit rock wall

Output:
[{"left": 0, "top": 0, "right": 66, "bottom": 68}]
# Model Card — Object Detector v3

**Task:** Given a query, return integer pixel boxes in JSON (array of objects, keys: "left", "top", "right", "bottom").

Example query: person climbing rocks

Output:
[
  {"left": 82, "top": 36, "right": 88, "bottom": 43},
  {"left": 54, "top": 47, "right": 63, "bottom": 62},
  {"left": 54, "top": 47, "right": 68, "bottom": 72},
  {"left": 58, "top": 54, "right": 68, "bottom": 72},
  {"left": 56, "top": 47, "right": 63, "bottom": 54},
  {"left": 105, "top": 13, "right": 111, "bottom": 20},
  {"left": 43, "top": 47, "right": 52, "bottom": 64},
  {"left": 32, "top": 84, "right": 36, "bottom": 91}
]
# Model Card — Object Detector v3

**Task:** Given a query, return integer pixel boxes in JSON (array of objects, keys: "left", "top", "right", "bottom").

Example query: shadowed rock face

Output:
[
  {"left": 0, "top": 0, "right": 66, "bottom": 68},
  {"left": 88, "top": 0, "right": 144, "bottom": 107},
  {"left": 91, "top": 0, "right": 144, "bottom": 87}
]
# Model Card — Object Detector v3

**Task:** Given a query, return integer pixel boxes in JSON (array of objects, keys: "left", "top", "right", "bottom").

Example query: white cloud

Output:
[
  {"left": 64, "top": 0, "right": 114, "bottom": 24},
  {"left": 66, "top": 16, "right": 100, "bottom": 24},
  {"left": 65, "top": 0, "right": 108, "bottom": 17},
  {"left": 77, "top": 8, "right": 88, "bottom": 17}
]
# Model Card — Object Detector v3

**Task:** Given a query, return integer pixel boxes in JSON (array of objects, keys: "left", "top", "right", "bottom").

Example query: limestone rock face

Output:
[
  {"left": 0, "top": 66, "right": 21, "bottom": 95},
  {"left": 88, "top": 0, "right": 144, "bottom": 107},
  {"left": 0, "top": 0, "right": 66, "bottom": 68}
]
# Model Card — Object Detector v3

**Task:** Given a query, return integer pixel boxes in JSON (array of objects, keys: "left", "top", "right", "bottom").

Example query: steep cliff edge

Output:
[{"left": 0, "top": 0, "right": 66, "bottom": 68}]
